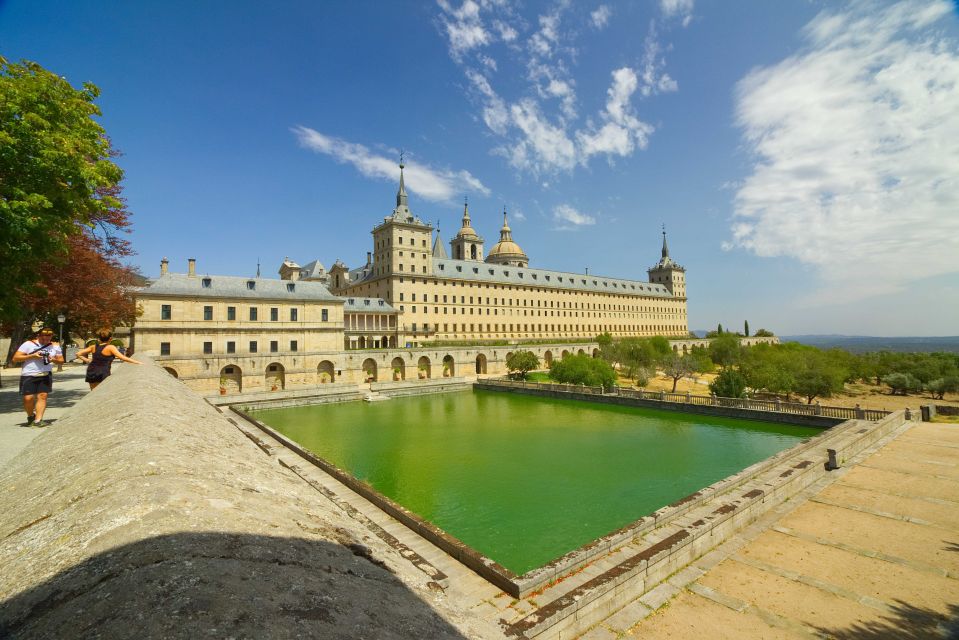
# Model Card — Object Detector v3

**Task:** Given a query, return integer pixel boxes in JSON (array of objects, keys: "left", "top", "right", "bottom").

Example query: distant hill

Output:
[{"left": 780, "top": 335, "right": 959, "bottom": 354}]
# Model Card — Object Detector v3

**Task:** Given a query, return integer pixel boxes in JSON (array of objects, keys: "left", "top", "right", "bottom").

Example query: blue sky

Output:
[{"left": 3, "top": 0, "right": 958, "bottom": 336}]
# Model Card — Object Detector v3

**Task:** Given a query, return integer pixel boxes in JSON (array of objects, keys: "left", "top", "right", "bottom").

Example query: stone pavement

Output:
[
  {"left": 0, "top": 364, "right": 90, "bottom": 468},
  {"left": 578, "top": 419, "right": 959, "bottom": 639}
]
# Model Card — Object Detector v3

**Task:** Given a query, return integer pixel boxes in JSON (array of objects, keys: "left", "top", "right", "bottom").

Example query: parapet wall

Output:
[{"left": 0, "top": 359, "right": 497, "bottom": 639}]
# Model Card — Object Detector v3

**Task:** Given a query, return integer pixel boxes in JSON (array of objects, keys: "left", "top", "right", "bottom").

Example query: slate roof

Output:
[
  {"left": 343, "top": 297, "right": 398, "bottom": 314},
  {"left": 431, "top": 259, "right": 673, "bottom": 297},
  {"left": 140, "top": 273, "right": 342, "bottom": 301}
]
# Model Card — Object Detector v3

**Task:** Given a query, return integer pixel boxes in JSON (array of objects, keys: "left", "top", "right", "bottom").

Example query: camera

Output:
[{"left": 41, "top": 352, "right": 50, "bottom": 366}]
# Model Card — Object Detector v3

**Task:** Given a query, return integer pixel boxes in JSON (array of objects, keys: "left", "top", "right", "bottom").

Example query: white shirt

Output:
[{"left": 18, "top": 341, "right": 62, "bottom": 376}]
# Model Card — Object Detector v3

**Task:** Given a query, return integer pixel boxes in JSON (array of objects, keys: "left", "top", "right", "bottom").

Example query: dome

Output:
[{"left": 485, "top": 210, "right": 528, "bottom": 266}]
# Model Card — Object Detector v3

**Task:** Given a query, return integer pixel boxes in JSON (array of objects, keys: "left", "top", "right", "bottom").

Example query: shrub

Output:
[
  {"left": 506, "top": 350, "right": 539, "bottom": 380},
  {"left": 926, "top": 375, "right": 959, "bottom": 400},
  {"left": 550, "top": 354, "right": 617, "bottom": 388},
  {"left": 709, "top": 369, "right": 747, "bottom": 398},
  {"left": 885, "top": 372, "right": 923, "bottom": 395}
]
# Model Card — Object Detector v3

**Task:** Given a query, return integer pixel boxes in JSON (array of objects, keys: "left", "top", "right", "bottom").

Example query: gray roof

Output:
[
  {"left": 343, "top": 297, "right": 398, "bottom": 314},
  {"left": 298, "top": 260, "right": 327, "bottom": 279},
  {"left": 431, "top": 259, "right": 673, "bottom": 297},
  {"left": 141, "top": 273, "right": 342, "bottom": 302},
  {"left": 432, "top": 231, "right": 449, "bottom": 259}
]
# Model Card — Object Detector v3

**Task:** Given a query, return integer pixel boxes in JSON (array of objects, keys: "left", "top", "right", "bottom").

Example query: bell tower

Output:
[
  {"left": 647, "top": 228, "right": 686, "bottom": 298},
  {"left": 450, "top": 199, "right": 484, "bottom": 261}
]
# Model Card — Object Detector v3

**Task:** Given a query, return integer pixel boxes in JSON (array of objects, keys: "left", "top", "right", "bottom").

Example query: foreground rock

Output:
[{"left": 0, "top": 359, "right": 499, "bottom": 639}]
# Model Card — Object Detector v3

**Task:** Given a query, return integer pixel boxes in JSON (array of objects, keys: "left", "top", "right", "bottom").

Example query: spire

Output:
[
  {"left": 396, "top": 156, "right": 408, "bottom": 209},
  {"left": 499, "top": 207, "right": 513, "bottom": 242},
  {"left": 461, "top": 197, "right": 471, "bottom": 226},
  {"left": 432, "top": 223, "right": 449, "bottom": 259},
  {"left": 661, "top": 224, "right": 669, "bottom": 259}
]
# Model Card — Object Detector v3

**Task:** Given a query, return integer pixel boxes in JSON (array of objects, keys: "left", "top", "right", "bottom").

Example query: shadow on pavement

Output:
[
  {"left": 0, "top": 531, "right": 469, "bottom": 640},
  {"left": 813, "top": 600, "right": 959, "bottom": 640}
]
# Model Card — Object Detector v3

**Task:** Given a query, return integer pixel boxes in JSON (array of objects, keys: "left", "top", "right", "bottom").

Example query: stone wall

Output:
[{"left": 0, "top": 358, "right": 499, "bottom": 639}]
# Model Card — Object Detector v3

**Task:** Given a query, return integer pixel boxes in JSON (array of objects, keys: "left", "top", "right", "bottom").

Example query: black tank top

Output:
[{"left": 90, "top": 343, "right": 116, "bottom": 370}]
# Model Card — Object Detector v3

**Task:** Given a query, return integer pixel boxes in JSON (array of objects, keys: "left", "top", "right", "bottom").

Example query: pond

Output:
[{"left": 250, "top": 389, "right": 818, "bottom": 574}]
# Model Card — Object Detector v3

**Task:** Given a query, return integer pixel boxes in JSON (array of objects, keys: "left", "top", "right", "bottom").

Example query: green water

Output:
[{"left": 251, "top": 390, "right": 817, "bottom": 574}]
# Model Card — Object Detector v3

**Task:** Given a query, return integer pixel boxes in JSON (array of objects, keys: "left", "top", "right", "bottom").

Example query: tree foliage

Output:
[
  {"left": 550, "top": 354, "right": 617, "bottom": 388},
  {"left": 1, "top": 58, "right": 136, "bottom": 358},
  {"left": 708, "top": 333, "right": 742, "bottom": 370},
  {"left": 662, "top": 353, "right": 694, "bottom": 392},
  {"left": 709, "top": 369, "right": 746, "bottom": 398},
  {"left": 506, "top": 350, "right": 539, "bottom": 380}
]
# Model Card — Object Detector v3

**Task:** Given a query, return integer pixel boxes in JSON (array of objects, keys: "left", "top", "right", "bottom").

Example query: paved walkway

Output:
[
  {"left": 0, "top": 364, "right": 90, "bottom": 468},
  {"left": 581, "top": 419, "right": 959, "bottom": 639}
]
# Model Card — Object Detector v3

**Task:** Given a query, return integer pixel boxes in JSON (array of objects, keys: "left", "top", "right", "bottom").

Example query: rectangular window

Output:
[
  {"left": 290, "top": 308, "right": 298, "bottom": 321},
  {"left": 203, "top": 305, "right": 213, "bottom": 321},
  {"left": 321, "top": 309, "right": 328, "bottom": 322},
  {"left": 290, "top": 340, "right": 298, "bottom": 352},
  {"left": 227, "top": 341, "right": 236, "bottom": 354},
  {"left": 270, "top": 340, "right": 278, "bottom": 353},
  {"left": 160, "top": 342, "right": 170, "bottom": 355},
  {"left": 227, "top": 306, "right": 236, "bottom": 321},
  {"left": 160, "top": 304, "right": 171, "bottom": 320},
  {"left": 203, "top": 341, "right": 212, "bottom": 354},
  {"left": 249, "top": 341, "right": 258, "bottom": 353},
  {"left": 249, "top": 307, "right": 258, "bottom": 321},
  {"left": 270, "top": 307, "right": 278, "bottom": 321}
]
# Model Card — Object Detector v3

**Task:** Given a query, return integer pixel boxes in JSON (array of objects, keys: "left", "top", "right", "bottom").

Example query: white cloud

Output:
[
  {"left": 435, "top": 0, "right": 679, "bottom": 176},
  {"left": 639, "top": 20, "right": 679, "bottom": 97},
  {"left": 437, "top": 0, "right": 492, "bottom": 60},
  {"left": 731, "top": 0, "right": 959, "bottom": 303},
  {"left": 577, "top": 68, "right": 654, "bottom": 160},
  {"left": 553, "top": 204, "right": 596, "bottom": 228},
  {"left": 510, "top": 208, "right": 527, "bottom": 221},
  {"left": 590, "top": 5, "right": 611, "bottom": 30},
  {"left": 292, "top": 126, "right": 490, "bottom": 202},
  {"left": 660, "top": 0, "right": 693, "bottom": 27}
]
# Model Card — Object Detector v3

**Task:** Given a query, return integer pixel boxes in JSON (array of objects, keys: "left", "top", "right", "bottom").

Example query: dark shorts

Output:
[
  {"left": 20, "top": 374, "right": 52, "bottom": 396},
  {"left": 85, "top": 367, "right": 111, "bottom": 383}
]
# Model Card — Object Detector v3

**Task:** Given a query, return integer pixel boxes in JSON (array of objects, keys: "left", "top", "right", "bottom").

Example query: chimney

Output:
[
  {"left": 366, "top": 251, "right": 372, "bottom": 266},
  {"left": 188, "top": 258, "right": 196, "bottom": 277},
  {"left": 160, "top": 257, "right": 169, "bottom": 276}
]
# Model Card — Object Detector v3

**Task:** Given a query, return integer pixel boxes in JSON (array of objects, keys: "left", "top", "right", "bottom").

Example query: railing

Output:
[{"left": 481, "top": 378, "right": 890, "bottom": 421}]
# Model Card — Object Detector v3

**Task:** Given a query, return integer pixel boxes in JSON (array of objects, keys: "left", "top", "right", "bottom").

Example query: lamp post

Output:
[{"left": 57, "top": 313, "right": 66, "bottom": 372}]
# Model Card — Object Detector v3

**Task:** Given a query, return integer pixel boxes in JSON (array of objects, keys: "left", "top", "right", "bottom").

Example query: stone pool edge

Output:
[{"left": 231, "top": 400, "right": 901, "bottom": 604}]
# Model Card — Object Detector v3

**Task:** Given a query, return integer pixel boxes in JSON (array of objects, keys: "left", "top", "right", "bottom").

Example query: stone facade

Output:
[{"left": 133, "top": 163, "right": 700, "bottom": 395}]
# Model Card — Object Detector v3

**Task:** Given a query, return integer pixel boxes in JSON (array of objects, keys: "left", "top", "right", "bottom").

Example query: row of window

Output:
[
  {"left": 159, "top": 339, "right": 300, "bottom": 356},
  {"left": 393, "top": 276, "right": 678, "bottom": 301},
  {"left": 395, "top": 292, "right": 682, "bottom": 314},
  {"left": 397, "top": 306, "right": 683, "bottom": 320},
  {"left": 160, "top": 304, "right": 327, "bottom": 322},
  {"left": 398, "top": 323, "right": 685, "bottom": 334}
]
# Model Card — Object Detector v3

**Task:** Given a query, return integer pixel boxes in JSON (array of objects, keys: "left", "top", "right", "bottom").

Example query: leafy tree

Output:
[
  {"left": 753, "top": 328, "right": 774, "bottom": 337},
  {"left": 708, "top": 333, "right": 742, "bottom": 370},
  {"left": 550, "top": 354, "right": 617, "bottom": 388},
  {"left": 506, "top": 350, "right": 539, "bottom": 380},
  {"left": 885, "top": 372, "right": 923, "bottom": 396},
  {"left": 744, "top": 320, "right": 750, "bottom": 337},
  {"left": 739, "top": 342, "right": 795, "bottom": 396},
  {"left": 709, "top": 369, "right": 746, "bottom": 398},
  {"left": 717, "top": 323, "right": 723, "bottom": 334},
  {"left": 662, "top": 354, "right": 694, "bottom": 392},
  {"left": 648, "top": 335, "right": 673, "bottom": 360},
  {"left": 1, "top": 58, "right": 133, "bottom": 358},
  {"left": 688, "top": 346, "right": 714, "bottom": 375},
  {"left": 927, "top": 376, "right": 959, "bottom": 400}
]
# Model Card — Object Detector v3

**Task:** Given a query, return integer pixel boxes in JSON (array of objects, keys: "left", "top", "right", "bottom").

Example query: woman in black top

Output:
[{"left": 76, "top": 328, "right": 141, "bottom": 389}]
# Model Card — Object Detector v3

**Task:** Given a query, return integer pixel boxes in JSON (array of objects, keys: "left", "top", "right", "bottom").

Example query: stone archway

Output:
[
  {"left": 592, "top": 348, "right": 600, "bottom": 358},
  {"left": 682, "top": 344, "right": 688, "bottom": 355},
  {"left": 266, "top": 362, "right": 285, "bottom": 391},
  {"left": 577, "top": 349, "right": 586, "bottom": 356},
  {"left": 417, "top": 355, "right": 431, "bottom": 379},
  {"left": 219, "top": 365, "right": 242, "bottom": 394},
  {"left": 442, "top": 355, "right": 455, "bottom": 378},
  {"left": 163, "top": 367, "right": 179, "bottom": 378},
  {"left": 475, "top": 353, "right": 487, "bottom": 374},
  {"left": 362, "top": 358, "right": 377, "bottom": 382},
  {"left": 561, "top": 349, "right": 570, "bottom": 359},
  {"left": 544, "top": 350, "right": 553, "bottom": 367},
  {"left": 317, "top": 360, "right": 335, "bottom": 383},
  {"left": 391, "top": 356, "right": 405, "bottom": 381}
]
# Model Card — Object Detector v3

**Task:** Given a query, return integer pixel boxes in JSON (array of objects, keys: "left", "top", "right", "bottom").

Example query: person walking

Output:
[
  {"left": 12, "top": 328, "right": 64, "bottom": 427},
  {"left": 76, "top": 328, "right": 141, "bottom": 390}
]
